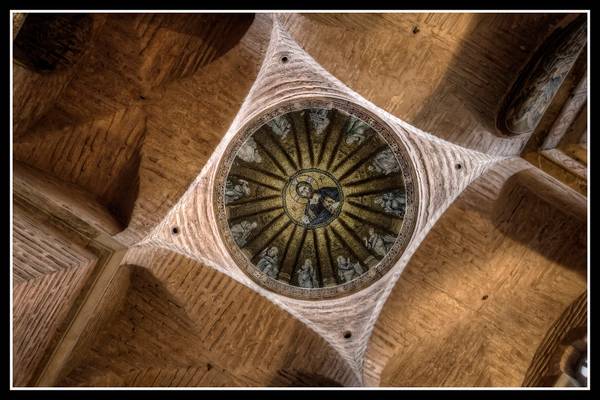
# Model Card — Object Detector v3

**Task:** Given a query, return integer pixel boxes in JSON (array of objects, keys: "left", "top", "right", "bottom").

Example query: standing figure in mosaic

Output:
[
  {"left": 225, "top": 178, "right": 250, "bottom": 204},
  {"left": 267, "top": 115, "right": 292, "bottom": 139},
  {"left": 230, "top": 220, "right": 258, "bottom": 247},
  {"left": 296, "top": 259, "right": 319, "bottom": 288},
  {"left": 336, "top": 255, "right": 365, "bottom": 283},
  {"left": 364, "top": 228, "right": 396, "bottom": 258},
  {"left": 237, "top": 137, "right": 262, "bottom": 163},
  {"left": 369, "top": 148, "right": 400, "bottom": 175},
  {"left": 374, "top": 190, "right": 406, "bottom": 217},
  {"left": 256, "top": 246, "right": 279, "bottom": 279},
  {"left": 309, "top": 109, "right": 330, "bottom": 136},
  {"left": 345, "top": 116, "right": 370, "bottom": 145}
]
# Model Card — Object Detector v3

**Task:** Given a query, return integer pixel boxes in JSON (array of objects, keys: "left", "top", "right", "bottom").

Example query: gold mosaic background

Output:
[{"left": 216, "top": 99, "right": 417, "bottom": 299}]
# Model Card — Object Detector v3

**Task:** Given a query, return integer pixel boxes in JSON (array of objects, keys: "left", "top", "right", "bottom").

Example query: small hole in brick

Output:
[
  {"left": 206, "top": 363, "right": 212, "bottom": 371},
  {"left": 482, "top": 295, "right": 489, "bottom": 301},
  {"left": 343, "top": 331, "right": 352, "bottom": 339},
  {"left": 412, "top": 25, "right": 420, "bottom": 34},
  {"left": 455, "top": 163, "right": 462, "bottom": 170},
  {"left": 172, "top": 226, "right": 179, "bottom": 235},
  {"left": 280, "top": 56, "right": 289, "bottom": 63}
]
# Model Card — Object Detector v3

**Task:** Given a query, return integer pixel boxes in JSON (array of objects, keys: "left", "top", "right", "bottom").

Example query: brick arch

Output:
[{"left": 57, "top": 246, "right": 356, "bottom": 387}]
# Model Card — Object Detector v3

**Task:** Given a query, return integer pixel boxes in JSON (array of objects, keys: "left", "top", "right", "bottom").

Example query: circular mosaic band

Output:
[{"left": 213, "top": 97, "right": 419, "bottom": 300}]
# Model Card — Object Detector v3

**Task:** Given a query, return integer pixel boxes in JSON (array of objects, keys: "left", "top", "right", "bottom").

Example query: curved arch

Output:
[
  {"left": 365, "top": 161, "right": 586, "bottom": 387},
  {"left": 522, "top": 291, "right": 587, "bottom": 387},
  {"left": 279, "top": 13, "right": 570, "bottom": 156},
  {"left": 14, "top": 14, "right": 273, "bottom": 246},
  {"left": 56, "top": 246, "right": 356, "bottom": 387},
  {"left": 14, "top": 13, "right": 255, "bottom": 138}
]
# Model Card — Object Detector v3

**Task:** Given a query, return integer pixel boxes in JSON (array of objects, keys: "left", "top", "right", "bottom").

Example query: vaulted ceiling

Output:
[{"left": 12, "top": 12, "right": 587, "bottom": 387}]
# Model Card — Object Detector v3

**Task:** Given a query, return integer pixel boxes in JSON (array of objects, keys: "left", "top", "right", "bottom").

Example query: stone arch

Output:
[
  {"left": 13, "top": 14, "right": 272, "bottom": 246},
  {"left": 56, "top": 246, "right": 357, "bottom": 387},
  {"left": 364, "top": 161, "right": 586, "bottom": 387}
]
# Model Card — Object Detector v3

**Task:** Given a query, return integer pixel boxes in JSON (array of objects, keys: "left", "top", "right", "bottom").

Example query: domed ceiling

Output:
[{"left": 214, "top": 98, "right": 418, "bottom": 299}]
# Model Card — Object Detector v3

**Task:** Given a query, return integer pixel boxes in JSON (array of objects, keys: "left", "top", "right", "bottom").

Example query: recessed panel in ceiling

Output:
[{"left": 214, "top": 98, "right": 418, "bottom": 300}]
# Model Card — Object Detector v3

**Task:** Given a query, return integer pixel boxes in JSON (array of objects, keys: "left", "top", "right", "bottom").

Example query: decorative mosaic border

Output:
[{"left": 213, "top": 96, "right": 420, "bottom": 300}]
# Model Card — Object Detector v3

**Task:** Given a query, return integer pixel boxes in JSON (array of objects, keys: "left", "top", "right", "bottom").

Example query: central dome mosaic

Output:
[{"left": 214, "top": 98, "right": 418, "bottom": 300}]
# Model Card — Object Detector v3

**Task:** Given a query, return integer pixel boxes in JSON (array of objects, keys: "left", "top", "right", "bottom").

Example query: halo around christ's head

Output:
[{"left": 214, "top": 98, "right": 418, "bottom": 300}]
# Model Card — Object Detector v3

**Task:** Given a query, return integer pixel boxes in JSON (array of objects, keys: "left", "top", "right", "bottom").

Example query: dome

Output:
[{"left": 214, "top": 98, "right": 418, "bottom": 299}]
